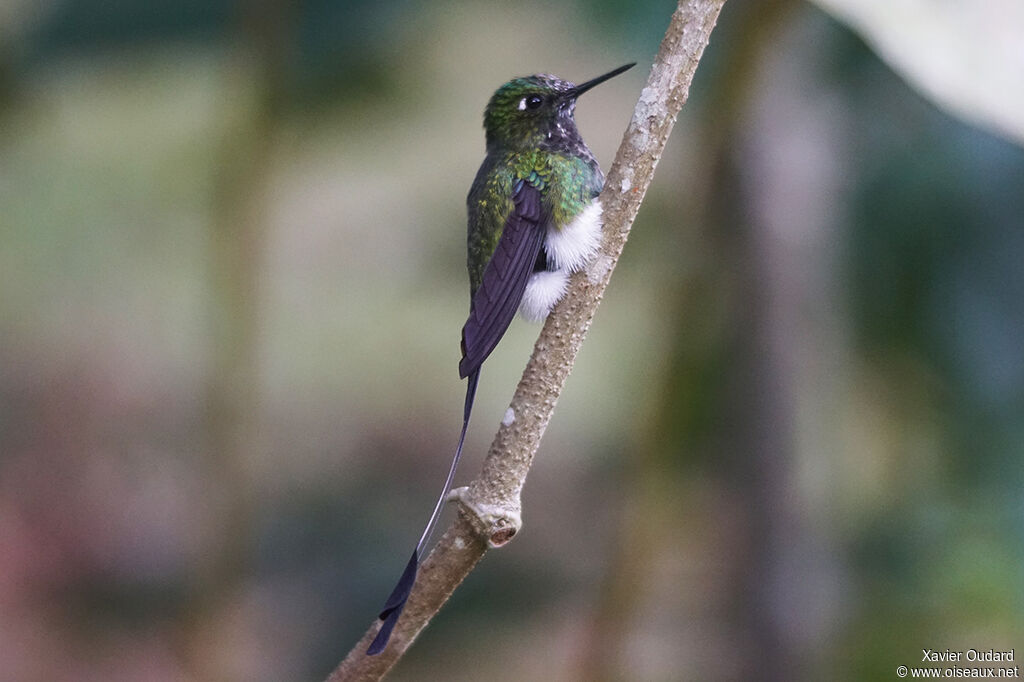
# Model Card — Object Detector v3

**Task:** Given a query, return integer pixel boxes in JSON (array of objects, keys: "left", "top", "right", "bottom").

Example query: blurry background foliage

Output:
[{"left": 1, "top": 0, "right": 1022, "bottom": 680}]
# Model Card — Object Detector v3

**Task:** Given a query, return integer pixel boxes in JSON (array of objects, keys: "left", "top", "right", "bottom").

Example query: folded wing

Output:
[{"left": 459, "top": 180, "right": 547, "bottom": 379}]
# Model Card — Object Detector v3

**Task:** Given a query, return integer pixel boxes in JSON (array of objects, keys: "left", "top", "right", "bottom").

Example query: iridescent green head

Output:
[{"left": 483, "top": 63, "right": 635, "bottom": 153}]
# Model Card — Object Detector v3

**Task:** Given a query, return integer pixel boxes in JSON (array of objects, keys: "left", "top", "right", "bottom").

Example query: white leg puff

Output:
[
  {"left": 518, "top": 199, "right": 603, "bottom": 322},
  {"left": 519, "top": 269, "right": 569, "bottom": 322},
  {"left": 544, "top": 200, "right": 603, "bottom": 273}
]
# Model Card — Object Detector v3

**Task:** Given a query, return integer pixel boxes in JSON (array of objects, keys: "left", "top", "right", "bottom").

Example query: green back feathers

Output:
[{"left": 466, "top": 150, "right": 598, "bottom": 294}]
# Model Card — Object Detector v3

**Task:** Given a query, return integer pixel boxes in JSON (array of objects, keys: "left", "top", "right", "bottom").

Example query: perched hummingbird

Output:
[{"left": 367, "top": 63, "right": 635, "bottom": 655}]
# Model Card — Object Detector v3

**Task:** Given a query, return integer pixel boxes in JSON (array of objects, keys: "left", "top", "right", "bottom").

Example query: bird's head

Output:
[{"left": 482, "top": 63, "right": 634, "bottom": 153}]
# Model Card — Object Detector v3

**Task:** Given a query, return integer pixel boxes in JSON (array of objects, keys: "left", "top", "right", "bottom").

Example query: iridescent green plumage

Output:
[{"left": 467, "top": 150, "right": 596, "bottom": 294}]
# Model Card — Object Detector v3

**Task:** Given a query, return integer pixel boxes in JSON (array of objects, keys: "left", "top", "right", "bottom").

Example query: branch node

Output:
[{"left": 453, "top": 487, "right": 522, "bottom": 548}]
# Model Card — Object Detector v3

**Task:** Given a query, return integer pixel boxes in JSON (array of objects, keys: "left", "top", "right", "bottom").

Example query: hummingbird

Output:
[{"left": 367, "top": 62, "right": 635, "bottom": 655}]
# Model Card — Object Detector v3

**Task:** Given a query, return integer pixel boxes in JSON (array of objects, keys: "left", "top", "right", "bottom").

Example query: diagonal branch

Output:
[{"left": 327, "top": 1, "right": 725, "bottom": 679}]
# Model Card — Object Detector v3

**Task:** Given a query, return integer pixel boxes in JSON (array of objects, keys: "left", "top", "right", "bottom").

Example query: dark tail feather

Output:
[
  {"left": 415, "top": 368, "right": 479, "bottom": 555},
  {"left": 366, "top": 369, "right": 480, "bottom": 656},
  {"left": 366, "top": 550, "right": 417, "bottom": 655}
]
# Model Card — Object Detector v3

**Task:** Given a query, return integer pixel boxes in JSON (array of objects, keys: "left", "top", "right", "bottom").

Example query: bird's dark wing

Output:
[{"left": 459, "top": 179, "right": 547, "bottom": 378}]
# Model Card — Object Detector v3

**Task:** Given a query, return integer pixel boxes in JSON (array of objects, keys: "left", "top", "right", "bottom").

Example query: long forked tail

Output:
[{"left": 366, "top": 369, "right": 480, "bottom": 655}]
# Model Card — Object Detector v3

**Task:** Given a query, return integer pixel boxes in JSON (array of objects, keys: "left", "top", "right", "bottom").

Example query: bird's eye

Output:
[{"left": 525, "top": 95, "right": 544, "bottom": 110}]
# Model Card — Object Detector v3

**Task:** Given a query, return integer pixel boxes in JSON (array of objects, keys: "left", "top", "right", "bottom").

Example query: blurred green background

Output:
[{"left": 1, "top": 0, "right": 1022, "bottom": 680}]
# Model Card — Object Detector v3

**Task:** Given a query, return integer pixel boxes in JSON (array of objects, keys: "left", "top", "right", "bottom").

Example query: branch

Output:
[{"left": 327, "top": 1, "right": 725, "bottom": 678}]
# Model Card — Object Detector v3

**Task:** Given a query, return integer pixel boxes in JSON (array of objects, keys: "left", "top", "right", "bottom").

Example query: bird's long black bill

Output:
[
  {"left": 366, "top": 369, "right": 481, "bottom": 656},
  {"left": 570, "top": 62, "right": 636, "bottom": 98}
]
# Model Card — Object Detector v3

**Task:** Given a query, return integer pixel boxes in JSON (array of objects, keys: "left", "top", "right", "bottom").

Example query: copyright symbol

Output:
[{"left": 897, "top": 666, "right": 908, "bottom": 678}]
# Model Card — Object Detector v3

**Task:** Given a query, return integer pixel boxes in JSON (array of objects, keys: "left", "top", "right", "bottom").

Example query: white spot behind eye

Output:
[{"left": 518, "top": 98, "right": 527, "bottom": 111}]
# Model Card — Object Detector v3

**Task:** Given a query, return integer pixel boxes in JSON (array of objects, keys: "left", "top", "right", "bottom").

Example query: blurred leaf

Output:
[{"left": 810, "top": 0, "right": 1024, "bottom": 147}]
